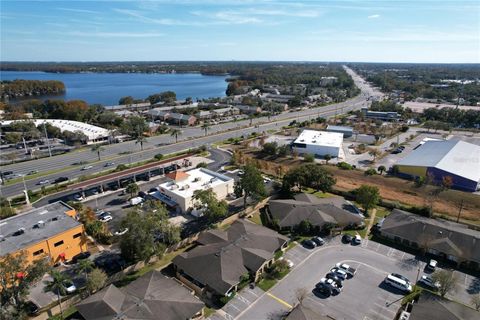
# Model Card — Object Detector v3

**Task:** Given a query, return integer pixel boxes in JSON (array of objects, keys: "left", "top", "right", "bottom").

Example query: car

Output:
[
  {"left": 70, "top": 251, "right": 91, "bottom": 264},
  {"left": 314, "top": 283, "right": 332, "bottom": 296},
  {"left": 391, "top": 273, "right": 411, "bottom": 284},
  {"left": 342, "top": 234, "right": 353, "bottom": 244},
  {"left": 318, "top": 277, "right": 341, "bottom": 294},
  {"left": 138, "top": 191, "right": 148, "bottom": 198},
  {"left": 95, "top": 209, "right": 105, "bottom": 216},
  {"left": 312, "top": 236, "right": 325, "bottom": 246},
  {"left": 149, "top": 187, "right": 159, "bottom": 193},
  {"left": 25, "top": 301, "right": 40, "bottom": 316},
  {"left": 62, "top": 281, "right": 77, "bottom": 294},
  {"left": 27, "top": 170, "right": 38, "bottom": 175},
  {"left": 398, "top": 146, "right": 406, "bottom": 150},
  {"left": 81, "top": 165, "right": 93, "bottom": 170},
  {"left": 2, "top": 171, "right": 14, "bottom": 176},
  {"left": 418, "top": 275, "right": 440, "bottom": 290},
  {"left": 352, "top": 234, "right": 362, "bottom": 245},
  {"left": 104, "top": 162, "right": 115, "bottom": 167},
  {"left": 38, "top": 179, "right": 50, "bottom": 185},
  {"left": 325, "top": 272, "right": 344, "bottom": 287},
  {"left": 278, "top": 257, "right": 294, "bottom": 268},
  {"left": 53, "top": 176, "right": 69, "bottom": 184},
  {"left": 330, "top": 267, "right": 348, "bottom": 280},
  {"left": 426, "top": 259, "right": 438, "bottom": 271},
  {"left": 237, "top": 170, "right": 244, "bottom": 176},
  {"left": 73, "top": 194, "right": 84, "bottom": 201},
  {"left": 302, "top": 239, "right": 317, "bottom": 249},
  {"left": 114, "top": 228, "right": 129, "bottom": 236},
  {"left": 335, "top": 263, "right": 357, "bottom": 276},
  {"left": 99, "top": 215, "right": 113, "bottom": 223}
]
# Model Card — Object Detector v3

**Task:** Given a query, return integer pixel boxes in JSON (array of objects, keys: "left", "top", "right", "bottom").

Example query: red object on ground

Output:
[
  {"left": 59, "top": 253, "right": 66, "bottom": 260},
  {"left": 16, "top": 272, "right": 25, "bottom": 279}
]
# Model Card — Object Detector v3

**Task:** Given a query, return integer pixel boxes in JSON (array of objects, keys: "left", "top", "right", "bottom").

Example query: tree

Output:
[
  {"left": 119, "top": 96, "right": 134, "bottom": 105},
  {"left": 296, "top": 220, "right": 313, "bottom": 235},
  {"left": 355, "top": 185, "right": 380, "bottom": 215},
  {"left": 0, "top": 251, "right": 49, "bottom": 315},
  {"left": 236, "top": 164, "right": 267, "bottom": 209},
  {"left": 470, "top": 294, "right": 480, "bottom": 311},
  {"left": 76, "top": 259, "right": 94, "bottom": 289},
  {"left": 120, "top": 116, "right": 148, "bottom": 139},
  {"left": 303, "top": 153, "right": 315, "bottom": 163},
  {"left": 431, "top": 270, "right": 457, "bottom": 297},
  {"left": 277, "top": 145, "right": 291, "bottom": 158},
  {"left": 86, "top": 268, "right": 107, "bottom": 294},
  {"left": 262, "top": 142, "right": 278, "bottom": 156},
  {"left": 44, "top": 270, "right": 70, "bottom": 319},
  {"left": 368, "top": 148, "right": 381, "bottom": 162},
  {"left": 125, "top": 182, "right": 139, "bottom": 198},
  {"left": 170, "top": 129, "right": 182, "bottom": 143},
  {"left": 90, "top": 144, "right": 105, "bottom": 161},
  {"left": 201, "top": 122, "right": 211, "bottom": 136},
  {"left": 282, "top": 164, "right": 335, "bottom": 193},
  {"left": 136, "top": 135, "right": 147, "bottom": 151},
  {"left": 193, "top": 189, "right": 228, "bottom": 223},
  {"left": 378, "top": 165, "right": 386, "bottom": 175},
  {"left": 324, "top": 154, "right": 332, "bottom": 164}
]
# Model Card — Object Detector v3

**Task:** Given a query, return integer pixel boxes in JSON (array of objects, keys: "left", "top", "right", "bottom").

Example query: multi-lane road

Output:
[{"left": 0, "top": 66, "right": 382, "bottom": 198}]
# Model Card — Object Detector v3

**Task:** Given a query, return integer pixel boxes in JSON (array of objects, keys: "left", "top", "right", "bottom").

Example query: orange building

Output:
[{"left": 0, "top": 201, "right": 87, "bottom": 265}]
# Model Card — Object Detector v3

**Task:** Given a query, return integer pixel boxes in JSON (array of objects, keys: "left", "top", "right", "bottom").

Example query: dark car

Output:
[
  {"left": 302, "top": 239, "right": 317, "bottom": 249},
  {"left": 70, "top": 251, "right": 91, "bottom": 264},
  {"left": 314, "top": 283, "right": 332, "bottom": 296},
  {"left": 53, "top": 176, "right": 69, "bottom": 184},
  {"left": 342, "top": 234, "right": 353, "bottom": 244},
  {"left": 138, "top": 191, "right": 148, "bottom": 198},
  {"left": 25, "top": 301, "right": 40, "bottom": 316},
  {"left": 312, "top": 236, "right": 325, "bottom": 246},
  {"left": 2, "top": 171, "right": 13, "bottom": 176},
  {"left": 325, "top": 273, "right": 344, "bottom": 288}
]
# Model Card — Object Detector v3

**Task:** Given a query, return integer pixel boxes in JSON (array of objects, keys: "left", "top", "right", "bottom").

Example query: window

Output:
[
  {"left": 54, "top": 240, "right": 64, "bottom": 247},
  {"left": 73, "top": 233, "right": 82, "bottom": 239},
  {"left": 33, "top": 249, "right": 44, "bottom": 256}
]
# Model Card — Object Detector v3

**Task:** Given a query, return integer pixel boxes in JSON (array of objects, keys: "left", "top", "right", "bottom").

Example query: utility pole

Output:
[
  {"left": 456, "top": 200, "right": 464, "bottom": 223},
  {"left": 43, "top": 122, "right": 52, "bottom": 157}
]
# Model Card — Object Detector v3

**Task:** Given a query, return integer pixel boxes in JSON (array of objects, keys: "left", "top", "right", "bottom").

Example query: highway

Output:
[{"left": 0, "top": 66, "right": 382, "bottom": 199}]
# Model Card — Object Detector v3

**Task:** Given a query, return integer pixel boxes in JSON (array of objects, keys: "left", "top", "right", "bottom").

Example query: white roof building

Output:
[
  {"left": 292, "top": 129, "right": 344, "bottom": 158},
  {"left": 156, "top": 168, "right": 234, "bottom": 214}
]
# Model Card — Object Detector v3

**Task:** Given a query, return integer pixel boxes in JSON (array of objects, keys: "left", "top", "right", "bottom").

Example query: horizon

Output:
[{"left": 1, "top": 0, "right": 479, "bottom": 63}]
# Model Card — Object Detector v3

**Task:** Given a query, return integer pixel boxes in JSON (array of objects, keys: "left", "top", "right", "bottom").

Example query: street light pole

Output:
[{"left": 43, "top": 122, "right": 52, "bottom": 157}]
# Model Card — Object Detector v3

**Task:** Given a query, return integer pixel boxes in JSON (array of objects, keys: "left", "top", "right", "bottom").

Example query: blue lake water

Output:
[{"left": 0, "top": 71, "right": 228, "bottom": 105}]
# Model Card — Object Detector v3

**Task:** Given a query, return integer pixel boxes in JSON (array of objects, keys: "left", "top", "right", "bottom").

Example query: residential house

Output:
[
  {"left": 286, "top": 304, "right": 334, "bottom": 320},
  {"left": 195, "top": 110, "right": 212, "bottom": 120},
  {"left": 168, "top": 112, "right": 197, "bottom": 126},
  {"left": 76, "top": 271, "right": 204, "bottom": 320},
  {"left": 211, "top": 106, "right": 240, "bottom": 118},
  {"left": 379, "top": 209, "right": 480, "bottom": 271},
  {"left": 267, "top": 193, "right": 364, "bottom": 231},
  {"left": 145, "top": 109, "right": 170, "bottom": 122},
  {"left": 236, "top": 105, "right": 263, "bottom": 115},
  {"left": 407, "top": 291, "right": 478, "bottom": 320},
  {"left": 172, "top": 219, "right": 288, "bottom": 298}
]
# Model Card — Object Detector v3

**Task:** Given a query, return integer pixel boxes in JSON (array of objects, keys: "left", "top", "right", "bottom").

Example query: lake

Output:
[{"left": 0, "top": 71, "right": 228, "bottom": 105}]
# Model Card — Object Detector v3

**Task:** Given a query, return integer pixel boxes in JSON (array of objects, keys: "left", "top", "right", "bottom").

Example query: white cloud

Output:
[
  {"left": 368, "top": 14, "right": 380, "bottom": 19},
  {"left": 67, "top": 31, "right": 165, "bottom": 38},
  {"left": 57, "top": 8, "right": 100, "bottom": 14}
]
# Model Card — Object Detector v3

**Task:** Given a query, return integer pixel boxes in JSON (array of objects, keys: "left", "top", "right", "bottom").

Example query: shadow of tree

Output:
[{"left": 467, "top": 277, "right": 480, "bottom": 294}]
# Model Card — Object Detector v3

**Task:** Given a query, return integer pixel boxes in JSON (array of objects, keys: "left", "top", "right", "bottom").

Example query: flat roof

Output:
[
  {"left": 294, "top": 129, "right": 343, "bottom": 148},
  {"left": 0, "top": 201, "right": 81, "bottom": 257},
  {"left": 327, "top": 125, "right": 353, "bottom": 132},
  {"left": 158, "top": 168, "right": 233, "bottom": 199}
]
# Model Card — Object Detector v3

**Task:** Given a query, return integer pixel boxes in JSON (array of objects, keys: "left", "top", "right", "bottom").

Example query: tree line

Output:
[{"left": 1, "top": 80, "right": 65, "bottom": 100}]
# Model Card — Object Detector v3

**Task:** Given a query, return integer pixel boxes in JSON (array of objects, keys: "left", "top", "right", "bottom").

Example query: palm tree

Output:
[
  {"left": 378, "top": 165, "right": 386, "bottom": 175},
  {"left": 368, "top": 148, "right": 381, "bottom": 163},
  {"left": 201, "top": 122, "right": 211, "bottom": 136},
  {"left": 91, "top": 144, "right": 105, "bottom": 161},
  {"left": 77, "top": 259, "right": 94, "bottom": 291},
  {"left": 136, "top": 136, "right": 147, "bottom": 151},
  {"left": 44, "top": 270, "right": 69, "bottom": 319},
  {"left": 126, "top": 182, "right": 139, "bottom": 198},
  {"left": 170, "top": 129, "right": 182, "bottom": 143}
]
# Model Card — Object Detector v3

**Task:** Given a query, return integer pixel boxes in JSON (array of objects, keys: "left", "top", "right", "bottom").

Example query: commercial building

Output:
[
  {"left": 268, "top": 193, "right": 364, "bottom": 231},
  {"left": 379, "top": 209, "right": 480, "bottom": 271},
  {"left": 396, "top": 140, "right": 480, "bottom": 192},
  {"left": 326, "top": 125, "right": 353, "bottom": 138},
  {"left": 292, "top": 129, "right": 343, "bottom": 158},
  {"left": 172, "top": 219, "right": 288, "bottom": 298},
  {"left": 157, "top": 168, "right": 234, "bottom": 213},
  {"left": 76, "top": 271, "right": 204, "bottom": 320},
  {"left": 0, "top": 201, "right": 87, "bottom": 265},
  {"left": 361, "top": 107, "right": 400, "bottom": 121}
]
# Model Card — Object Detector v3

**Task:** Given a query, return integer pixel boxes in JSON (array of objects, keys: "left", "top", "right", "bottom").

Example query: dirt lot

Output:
[{"left": 231, "top": 146, "right": 480, "bottom": 224}]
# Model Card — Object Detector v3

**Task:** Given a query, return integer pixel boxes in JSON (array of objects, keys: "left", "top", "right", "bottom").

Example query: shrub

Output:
[
  {"left": 196, "top": 162, "right": 208, "bottom": 168},
  {"left": 364, "top": 168, "right": 377, "bottom": 176},
  {"left": 303, "top": 153, "right": 315, "bottom": 163},
  {"left": 337, "top": 162, "right": 353, "bottom": 170},
  {"left": 154, "top": 153, "right": 164, "bottom": 160},
  {"left": 115, "top": 164, "right": 128, "bottom": 172}
]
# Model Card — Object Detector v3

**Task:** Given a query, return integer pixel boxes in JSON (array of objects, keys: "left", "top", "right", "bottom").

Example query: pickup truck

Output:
[
  {"left": 129, "top": 196, "right": 144, "bottom": 206},
  {"left": 335, "top": 263, "right": 357, "bottom": 277}
]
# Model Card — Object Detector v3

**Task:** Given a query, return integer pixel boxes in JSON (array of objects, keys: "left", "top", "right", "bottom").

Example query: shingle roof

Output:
[
  {"left": 268, "top": 193, "right": 364, "bottom": 229},
  {"left": 409, "top": 291, "right": 478, "bottom": 320},
  {"left": 397, "top": 140, "right": 480, "bottom": 182},
  {"left": 286, "top": 305, "right": 332, "bottom": 320},
  {"left": 381, "top": 209, "right": 480, "bottom": 263},
  {"left": 173, "top": 219, "right": 288, "bottom": 295},
  {"left": 165, "top": 170, "right": 190, "bottom": 181},
  {"left": 76, "top": 271, "right": 204, "bottom": 320}
]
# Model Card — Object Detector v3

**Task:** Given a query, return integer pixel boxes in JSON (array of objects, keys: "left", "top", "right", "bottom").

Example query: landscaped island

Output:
[{"left": 0, "top": 79, "right": 65, "bottom": 100}]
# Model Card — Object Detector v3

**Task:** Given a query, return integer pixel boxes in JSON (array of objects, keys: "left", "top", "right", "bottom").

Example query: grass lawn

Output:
[
  {"left": 248, "top": 212, "right": 262, "bottom": 225},
  {"left": 203, "top": 307, "right": 216, "bottom": 317},
  {"left": 257, "top": 278, "right": 277, "bottom": 291},
  {"left": 286, "top": 242, "right": 297, "bottom": 251},
  {"left": 48, "top": 306, "right": 77, "bottom": 320}
]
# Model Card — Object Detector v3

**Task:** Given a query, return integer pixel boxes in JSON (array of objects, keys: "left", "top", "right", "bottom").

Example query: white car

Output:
[
  {"left": 81, "top": 165, "right": 93, "bottom": 171},
  {"left": 99, "top": 215, "right": 112, "bottom": 223},
  {"left": 427, "top": 259, "right": 438, "bottom": 271},
  {"left": 319, "top": 277, "right": 342, "bottom": 293},
  {"left": 73, "top": 194, "right": 84, "bottom": 201},
  {"left": 278, "top": 257, "right": 294, "bottom": 268},
  {"left": 335, "top": 263, "right": 356, "bottom": 276},
  {"left": 114, "top": 228, "right": 129, "bottom": 236},
  {"left": 352, "top": 235, "right": 362, "bottom": 245},
  {"left": 38, "top": 179, "right": 50, "bottom": 185},
  {"left": 419, "top": 275, "right": 440, "bottom": 290},
  {"left": 330, "top": 267, "right": 348, "bottom": 280},
  {"left": 63, "top": 281, "right": 77, "bottom": 294}
]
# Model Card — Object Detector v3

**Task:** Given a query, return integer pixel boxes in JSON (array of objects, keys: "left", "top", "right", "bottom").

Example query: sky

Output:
[{"left": 1, "top": 0, "right": 479, "bottom": 63}]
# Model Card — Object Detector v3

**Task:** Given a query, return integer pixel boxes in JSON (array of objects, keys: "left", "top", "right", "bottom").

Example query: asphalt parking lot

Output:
[{"left": 210, "top": 237, "right": 479, "bottom": 320}]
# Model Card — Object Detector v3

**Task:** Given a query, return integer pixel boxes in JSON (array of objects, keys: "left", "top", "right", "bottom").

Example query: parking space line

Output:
[
  {"left": 266, "top": 292, "right": 293, "bottom": 309},
  {"left": 237, "top": 295, "right": 250, "bottom": 304}
]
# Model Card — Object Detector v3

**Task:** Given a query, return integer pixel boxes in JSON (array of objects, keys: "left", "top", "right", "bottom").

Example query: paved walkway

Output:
[{"left": 364, "top": 208, "right": 377, "bottom": 239}]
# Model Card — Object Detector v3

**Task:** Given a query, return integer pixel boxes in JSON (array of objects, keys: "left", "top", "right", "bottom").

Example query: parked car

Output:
[
  {"left": 27, "top": 170, "right": 38, "bottom": 175},
  {"left": 312, "top": 236, "right": 325, "bottom": 246},
  {"left": 25, "top": 301, "right": 40, "bottom": 316},
  {"left": 426, "top": 259, "right": 438, "bottom": 271},
  {"left": 114, "top": 228, "right": 129, "bottom": 236},
  {"left": 391, "top": 273, "right": 411, "bottom": 285},
  {"left": 38, "top": 179, "right": 50, "bottom": 185},
  {"left": 81, "top": 165, "right": 93, "bottom": 171},
  {"left": 326, "top": 273, "right": 344, "bottom": 287},
  {"left": 418, "top": 275, "right": 440, "bottom": 290},
  {"left": 129, "top": 197, "right": 144, "bottom": 206},
  {"left": 302, "top": 239, "right": 317, "bottom": 249},
  {"left": 314, "top": 283, "right": 332, "bottom": 296},
  {"left": 73, "top": 194, "right": 84, "bottom": 201},
  {"left": 95, "top": 209, "right": 105, "bottom": 216},
  {"left": 62, "top": 281, "right": 77, "bottom": 294},
  {"left": 330, "top": 267, "right": 348, "bottom": 280},
  {"left": 342, "top": 234, "right": 353, "bottom": 244},
  {"left": 70, "top": 251, "right": 91, "bottom": 264},
  {"left": 318, "top": 278, "right": 341, "bottom": 294},
  {"left": 352, "top": 235, "right": 362, "bottom": 245},
  {"left": 104, "top": 162, "right": 115, "bottom": 167},
  {"left": 2, "top": 171, "right": 13, "bottom": 176},
  {"left": 99, "top": 215, "right": 113, "bottom": 223},
  {"left": 335, "top": 263, "right": 357, "bottom": 277},
  {"left": 53, "top": 176, "right": 69, "bottom": 184},
  {"left": 391, "top": 148, "right": 402, "bottom": 154}
]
